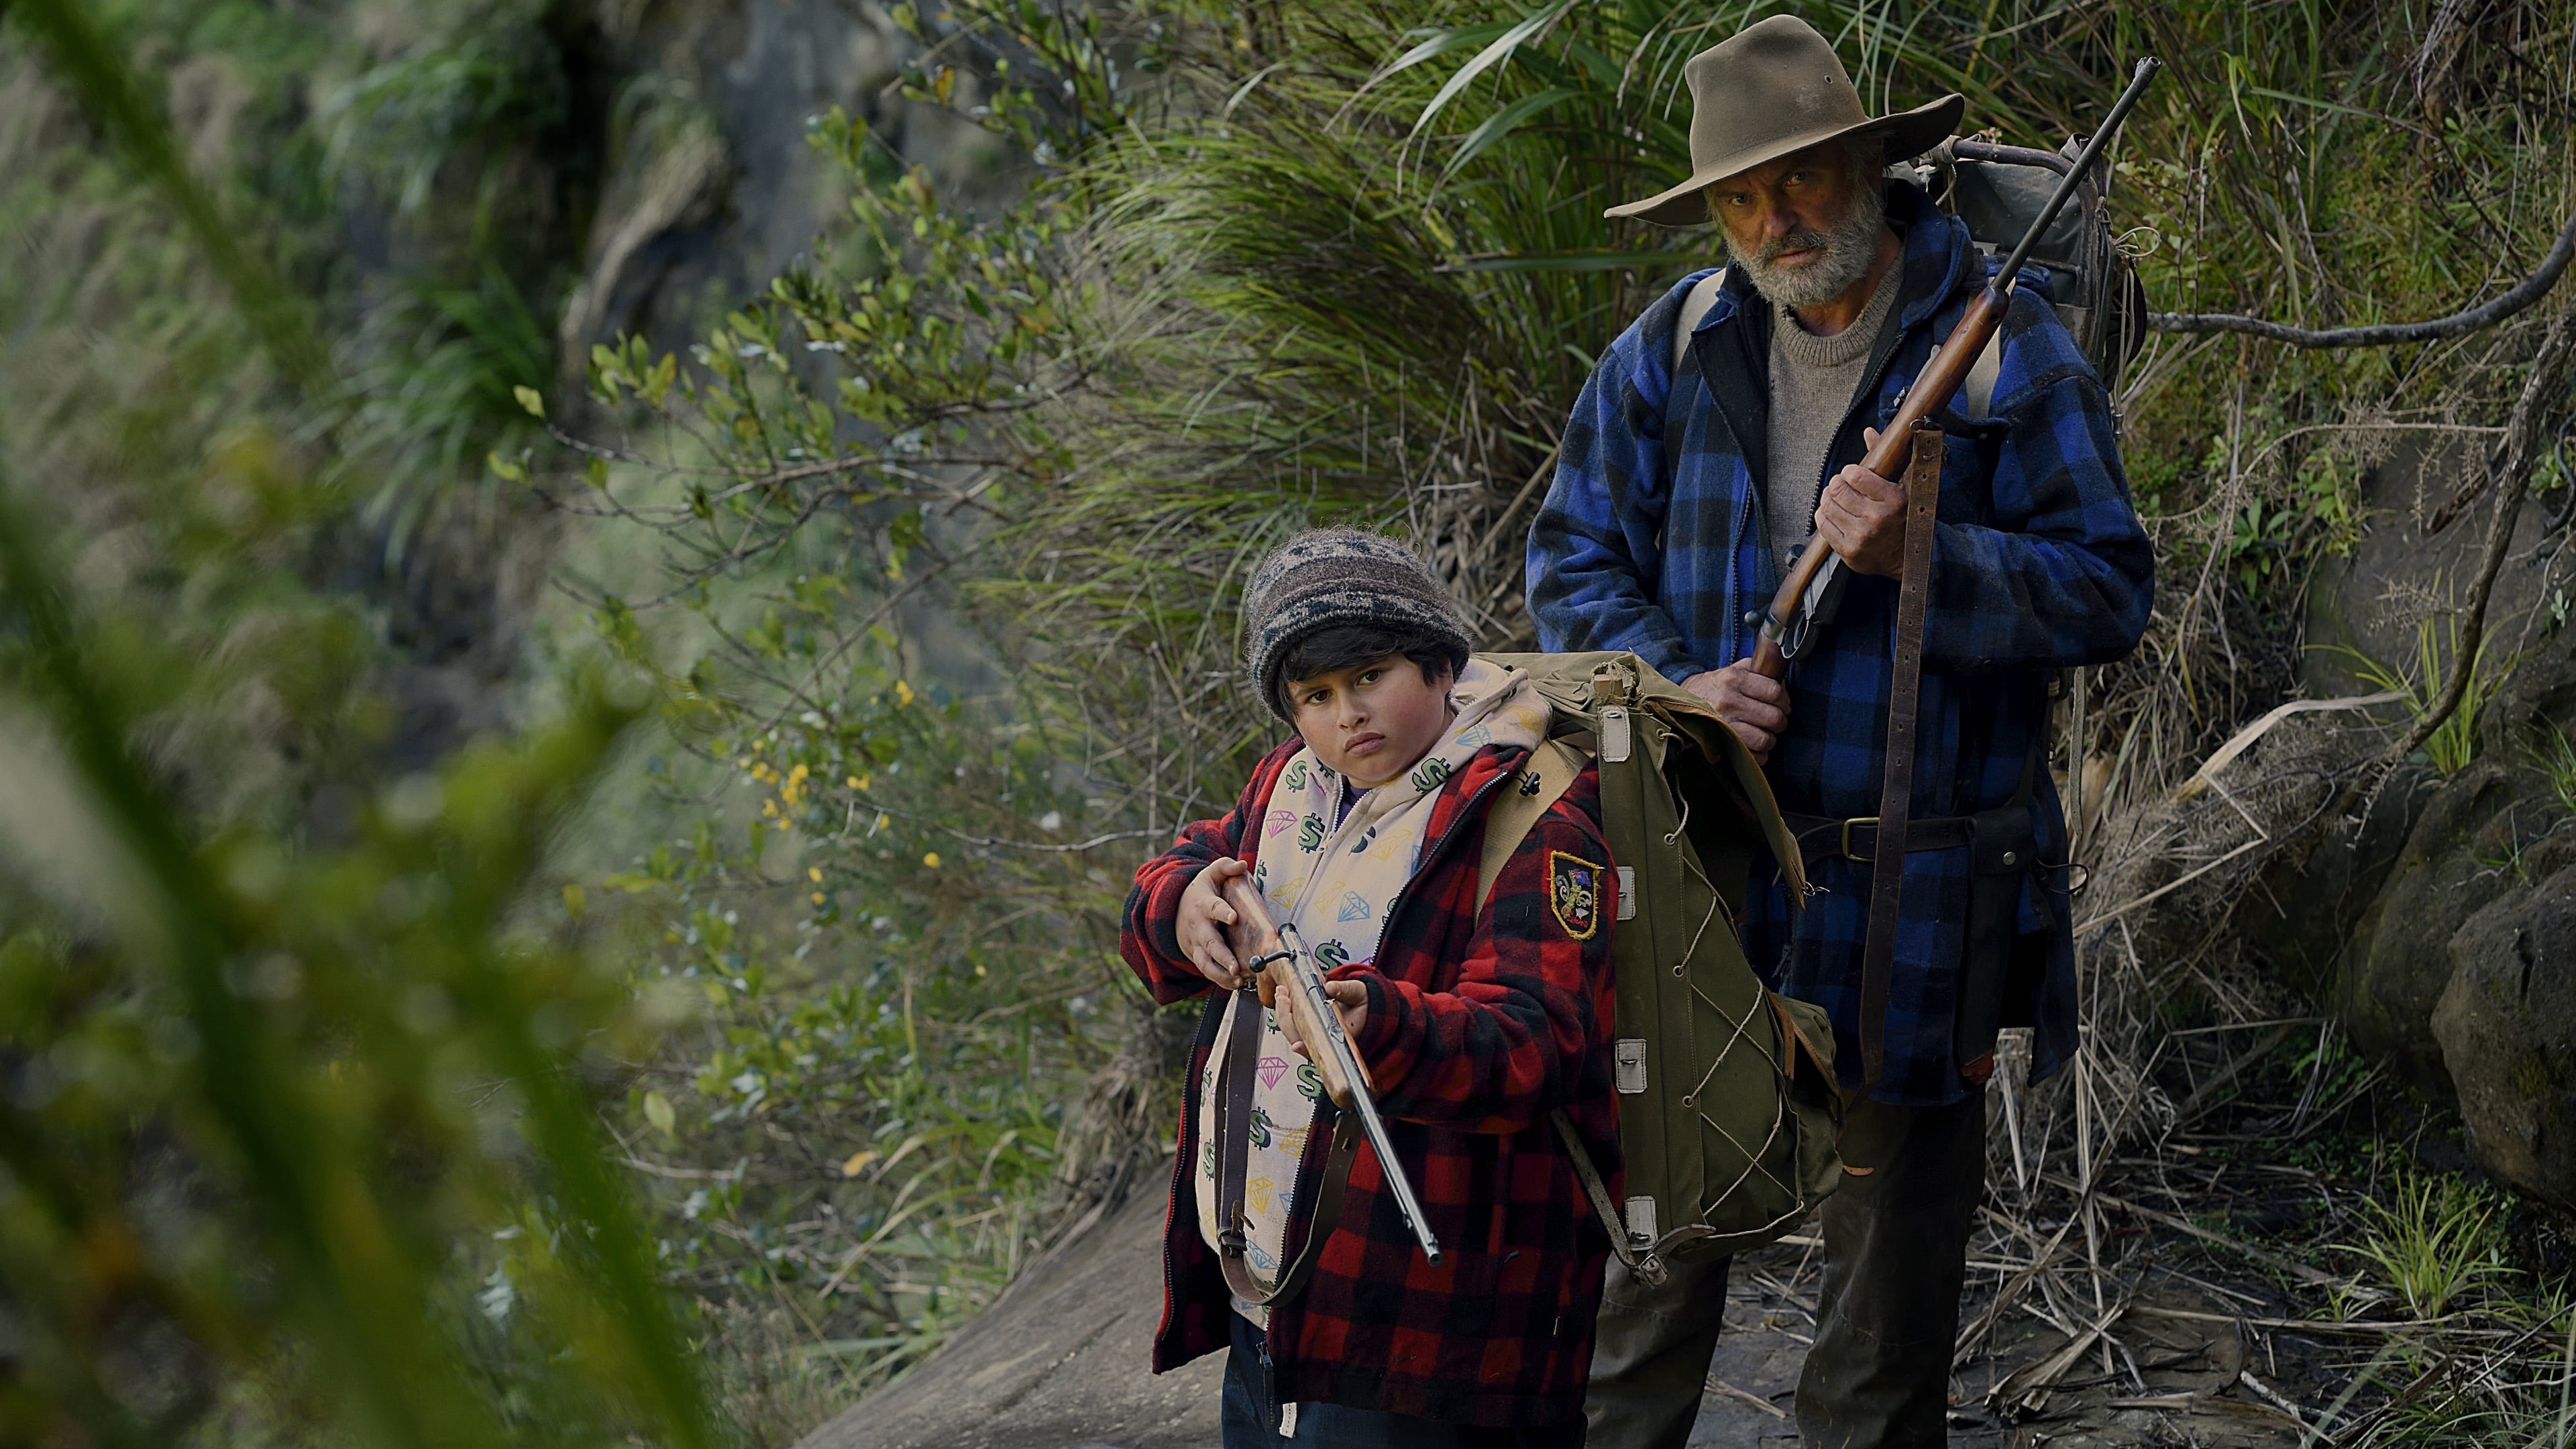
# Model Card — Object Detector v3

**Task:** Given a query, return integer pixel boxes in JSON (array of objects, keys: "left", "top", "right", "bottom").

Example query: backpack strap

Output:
[
  {"left": 1550, "top": 1108, "right": 1668, "bottom": 1288},
  {"left": 1473, "top": 738, "right": 1587, "bottom": 910},
  {"left": 1213, "top": 986, "right": 1364, "bottom": 1307},
  {"left": 1474, "top": 739, "right": 1676, "bottom": 1288},
  {"left": 1667, "top": 268, "right": 1728, "bottom": 380}
]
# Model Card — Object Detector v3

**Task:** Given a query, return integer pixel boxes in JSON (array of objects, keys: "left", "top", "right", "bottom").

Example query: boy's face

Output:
[{"left": 1284, "top": 655, "right": 1458, "bottom": 790}]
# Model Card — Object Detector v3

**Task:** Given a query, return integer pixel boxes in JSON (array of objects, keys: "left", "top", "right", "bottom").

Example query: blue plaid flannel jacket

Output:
[{"left": 1525, "top": 181, "right": 2154, "bottom": 1106}]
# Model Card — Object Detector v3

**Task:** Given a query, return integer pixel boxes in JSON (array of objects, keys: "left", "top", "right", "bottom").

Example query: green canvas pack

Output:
[{"left": 1473, "top": 651, "right": 1846, "bottom": 1284}]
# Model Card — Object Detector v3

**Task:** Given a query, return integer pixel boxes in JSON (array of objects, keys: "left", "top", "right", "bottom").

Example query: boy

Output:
[{"left": 1122, "top": 528, "right": 1621, "bottom": 1447}]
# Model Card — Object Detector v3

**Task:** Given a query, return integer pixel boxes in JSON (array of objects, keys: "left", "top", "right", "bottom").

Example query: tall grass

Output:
[
  {"left": 2337, "top": 1167, "right": 2509, "bottom": 1320},
  {"left": 2325, "top": 582, "right": 2517, "bottom": 775}
]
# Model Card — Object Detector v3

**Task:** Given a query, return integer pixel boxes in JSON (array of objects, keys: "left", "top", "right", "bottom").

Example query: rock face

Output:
[
  {"left": 2227, "top": 736, "right": 2427, "bottom": 1000},
  {"left": 2435, "top": 863, "right": 2576, "bottom": 1208},
  {"left": 2302, "top": 427, "right": 2576, "bottom": 1158},
  {"left": 2301, "top": 435, "right": 2557, "bottom": 706},
  {"left": 2337, "top": 764, "right": 2553, "bottom": 1093},
  {"left": 797, "top": 1187, "right": 1222, "bottom": 1449}
]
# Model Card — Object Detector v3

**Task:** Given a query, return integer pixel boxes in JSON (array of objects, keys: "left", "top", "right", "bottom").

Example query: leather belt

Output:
[{"left": 1782, "top": 812, "right": 1974, "bottom": 869}]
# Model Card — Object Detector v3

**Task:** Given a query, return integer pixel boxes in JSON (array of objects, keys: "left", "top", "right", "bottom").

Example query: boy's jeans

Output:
[
  {"left": 1582, "top": 1094, "right": 1988, "bottom": 1448},
  {"left": 1222, "top": 1311, "right": 1588, "bottom": 1448}
]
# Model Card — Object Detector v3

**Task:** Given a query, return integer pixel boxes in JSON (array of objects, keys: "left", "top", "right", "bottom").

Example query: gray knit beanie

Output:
[{"left": 1242, "top": 528, "right": 1473, "bottom": 721}]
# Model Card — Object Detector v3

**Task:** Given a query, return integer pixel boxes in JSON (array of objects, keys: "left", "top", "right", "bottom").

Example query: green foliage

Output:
[
  {"left": 2336, "top": 1167, "right": 2508, "bottom": 1320},
  {"left": 0, "top": 441, "right": 725, "bottom": 1446},
  {"left": 580, "top": 664, "right": 1132, "bottom": 1407},
  {"left": 318, "top": 1, "right": 570, "bottom": 227},
  {"left": 2220, "top": 442, "right": 2367, "bottom": 598},
  {"left": 2326, "top": 585, "right": 2514, "bottom": 775},
  {"left": 0, "top": 3, "right": 739, "bottom": 1444},
  {"left": 2534, "top": 722, "right": 2576, "bottom": 818}
]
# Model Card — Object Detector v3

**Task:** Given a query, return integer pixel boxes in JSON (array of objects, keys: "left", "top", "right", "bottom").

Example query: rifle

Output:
[
  {"left": 1218, "top": 874, "right": 1444, "bottom": 1267},
  {"left": 1749, "top": 57, "right": 2162, "bottom": 678}
]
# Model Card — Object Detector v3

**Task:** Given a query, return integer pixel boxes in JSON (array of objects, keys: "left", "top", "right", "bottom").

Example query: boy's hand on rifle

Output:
[
  {"left": 1816, "top": 425, "right": 1910, "bottom": 578},
  {"left": 1177, "top": 858, "right": 1250, "bottom": 988},
  {"left": 1277, "top": 979, "right": 1371, "bottom": 1064}
]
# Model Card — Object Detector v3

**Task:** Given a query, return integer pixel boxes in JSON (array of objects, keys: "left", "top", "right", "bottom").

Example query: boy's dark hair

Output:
[{"left": 1272, "top": 622, "right": 1467, "bottom": 716}]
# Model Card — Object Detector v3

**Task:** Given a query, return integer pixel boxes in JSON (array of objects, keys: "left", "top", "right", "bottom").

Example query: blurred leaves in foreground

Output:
[
  {"left": 0, "top": 0, "right": 720, "bottom": 1444},
  {"left": 0, "top": 445, "right": 726, "bottom": 1446}
]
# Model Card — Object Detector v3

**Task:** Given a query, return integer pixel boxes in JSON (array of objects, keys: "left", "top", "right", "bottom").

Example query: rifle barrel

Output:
[
  {"left": 1277, "top": 924, "right": 1444, "bottom": 1264},
  {"left": 1994, "top": 58, "right": 2162, "bottom": 291}
]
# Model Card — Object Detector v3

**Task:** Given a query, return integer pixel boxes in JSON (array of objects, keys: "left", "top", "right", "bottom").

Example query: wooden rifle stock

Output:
[
  {"left": 1218, "top": 874, "right": 1373, "bottom": 1107},
  {"left": 1748, "top": 284, "right": 2008, "bottom": 678}
]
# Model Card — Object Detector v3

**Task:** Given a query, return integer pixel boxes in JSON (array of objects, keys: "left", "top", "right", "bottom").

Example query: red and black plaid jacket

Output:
[{"left": 1121, "top": 737, "right": 1621, "bottom": 1428}]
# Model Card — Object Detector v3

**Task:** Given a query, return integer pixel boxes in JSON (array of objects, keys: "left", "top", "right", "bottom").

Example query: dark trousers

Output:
[
  {"left": 1582, "top": 1095, "right": 1987, "bottom": 1448},
  {"left": 1222, "top": 1311, "right": 1587, "bottom": 1448}
]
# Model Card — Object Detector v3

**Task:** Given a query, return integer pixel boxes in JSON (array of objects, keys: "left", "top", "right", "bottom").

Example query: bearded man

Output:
[{"left": 1524, "top": 16, "right": 2153, "bottom": 1449}]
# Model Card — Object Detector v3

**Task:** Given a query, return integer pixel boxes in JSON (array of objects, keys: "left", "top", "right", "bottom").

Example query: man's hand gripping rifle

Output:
[
  {"left": 1218, "top": 874, "right": 1444, "bottom": 1266},
  {"left": 1749, "top": 56, "right": 2163, "bottom": 678}
]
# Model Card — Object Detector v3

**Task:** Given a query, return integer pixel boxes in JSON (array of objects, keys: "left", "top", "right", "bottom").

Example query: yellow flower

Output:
[
  {"left": 894, "top": 680, "right": 916, "bottom": 707},
  {"left": 808, "top": 866, "right": 823, "bottom": 882},
  {"left": 810, "top": 892, "right": 826, "bottom": 906},
  {"left": 845, "top": 775, "right": 863, "bottom": 790},
  {"left": 922, "top": 851, "right": 941, "bottom": 868},
  {"left": 761, "top": 798, "right": 780, "bottom": 818}
]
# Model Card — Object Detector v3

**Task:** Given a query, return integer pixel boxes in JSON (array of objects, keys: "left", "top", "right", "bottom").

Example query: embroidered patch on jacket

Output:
[{"left": 1548, "top": 851, "right": 1605, "bottom": 939}]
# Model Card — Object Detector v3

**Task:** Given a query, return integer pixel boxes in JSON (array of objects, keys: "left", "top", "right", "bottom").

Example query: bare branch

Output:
[{"left": 2150, "top": 208, "right": 2576, "bottom": 348}]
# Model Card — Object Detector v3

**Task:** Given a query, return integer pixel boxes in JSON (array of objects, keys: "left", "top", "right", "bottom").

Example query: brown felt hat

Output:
[{"left": 1607, "top": 15, "right": 1964, "bottom": 227}]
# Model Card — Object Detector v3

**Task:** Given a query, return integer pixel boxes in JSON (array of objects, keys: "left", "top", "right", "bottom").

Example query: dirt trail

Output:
[{"left": 798, "top": 1191, "right": 2322, "bottom": 1449}]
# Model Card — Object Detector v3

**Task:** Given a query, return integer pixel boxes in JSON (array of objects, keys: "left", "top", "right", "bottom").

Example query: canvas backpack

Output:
[
  {"left": 1473, "top": 651, "right": 1845, "bottom": 1284},
  {"left": 1668, "top": 138, "right": 2149, "bottom": 418}
]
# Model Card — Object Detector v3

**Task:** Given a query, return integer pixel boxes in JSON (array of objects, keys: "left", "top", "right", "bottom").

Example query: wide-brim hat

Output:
[{"left": 1608, "top": 15, "right": 1964, "bottom": 227}]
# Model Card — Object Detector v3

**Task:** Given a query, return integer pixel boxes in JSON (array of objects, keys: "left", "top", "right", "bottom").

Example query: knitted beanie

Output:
[{"left": 1242, "top": 527, "right": 1473, "bottom": 720}]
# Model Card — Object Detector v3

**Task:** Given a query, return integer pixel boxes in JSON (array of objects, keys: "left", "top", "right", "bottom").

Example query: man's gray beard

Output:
[{"left": 1729, "top": 182, "right": 1887, "bottom": 309}]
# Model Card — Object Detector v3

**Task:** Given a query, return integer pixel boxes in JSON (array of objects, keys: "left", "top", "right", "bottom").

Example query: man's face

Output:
[
  {"left": 1284, "top": 655, "right": 1458, "bottom": 790},
  {"left": 1705, "top": 140, "right": 1886, "bottom": 309}
]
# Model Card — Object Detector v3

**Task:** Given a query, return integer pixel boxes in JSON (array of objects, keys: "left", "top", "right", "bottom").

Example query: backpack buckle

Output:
[{"left": 1841, "top": 816, "right": 1880, "bottom": 863}]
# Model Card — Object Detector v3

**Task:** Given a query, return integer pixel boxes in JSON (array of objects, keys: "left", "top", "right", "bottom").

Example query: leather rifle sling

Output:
[
  {"left": 1858, "top": 420, "right": 1943, "bottom": 1089},
  {"left": 1213, "top": 985, "right": 1361, "bottom": 1307}
]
